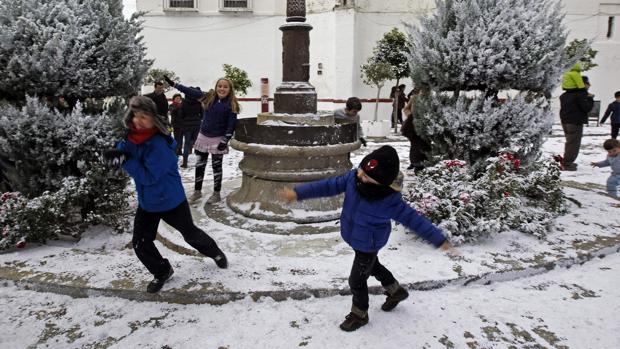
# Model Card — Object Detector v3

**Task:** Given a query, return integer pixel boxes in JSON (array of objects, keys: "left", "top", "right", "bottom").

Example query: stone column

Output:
[{"left": 273, "top": 0, "right": 318, "bottom": 116}]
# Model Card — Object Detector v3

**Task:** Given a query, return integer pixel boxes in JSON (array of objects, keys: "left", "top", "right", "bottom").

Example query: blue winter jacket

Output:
[
  {"left": 175, "top": 84, "right": 237, "bottom": 141},
  {"left": 601, "top": 101, "right": 620, "bottom": 125},
  {"left": 294, "top": 169, "right": 446, "bottom": 252},
  {"left": 596, "top": 155, "right": 620, "bottom": 176},
  {"left": 117, "top": 134, "right": 186, "bottom": 212}
]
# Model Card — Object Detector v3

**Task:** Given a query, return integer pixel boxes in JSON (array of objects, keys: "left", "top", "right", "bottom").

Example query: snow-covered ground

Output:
[
  {"left": 2, "top": 246, "right": 619, "bottom": 348},
  {"left": 1, "top": 125, "right": 619, "bottom": 348}
]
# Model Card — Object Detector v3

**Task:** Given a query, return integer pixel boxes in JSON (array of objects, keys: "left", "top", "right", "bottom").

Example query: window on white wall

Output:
[
  {"left": 336, "top": 0, "right": 354, "bottom": 7},
  {"left": 608, "top": 16, "right": 615, "bottom": 39},
  {"left": 220, "top": 0, "right": 252, "bottom": 11},
  {"left": 166, "top": 0, "right": 196, "bottom": 9}
]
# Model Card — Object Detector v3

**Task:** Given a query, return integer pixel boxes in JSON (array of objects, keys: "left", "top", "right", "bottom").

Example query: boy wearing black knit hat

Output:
[{"left": 279, "top": 145, "right": 454, "bottom": 332}]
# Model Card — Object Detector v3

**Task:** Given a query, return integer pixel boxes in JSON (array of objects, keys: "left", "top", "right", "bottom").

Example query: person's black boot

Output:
[
  {"left": 339, "top": 309, "right": 369, "bottom": 332},
  {"left": 213, "top": 252, "right": 228, "bottom": 269},
  {"left": 146, "top": 267, "right": 174, "bottom": 293},
  {"left": 381, "top": 286, "right": 409, "bottom": 311},
  {"left": 180, "top": 158, "right": 188, "bottom": 168}
]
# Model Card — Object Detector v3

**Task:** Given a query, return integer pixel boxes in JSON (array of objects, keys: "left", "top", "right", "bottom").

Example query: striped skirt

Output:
[{"left": 193, "top": 133, "right": 229, "bottom": 155}]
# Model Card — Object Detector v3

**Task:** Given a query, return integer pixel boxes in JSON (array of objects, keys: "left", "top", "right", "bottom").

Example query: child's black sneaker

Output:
[
  {"left": 381, "top": 286, "right": 409, "bottom": 311},
  {"left": 339, "top": 312, "right": 369, "bottom": 332},
  {"left": 214, "top": 253, "right": 228, "bottom": 269},
  {"left": 146, "top": 267, "right": 174, "bottom": 293}
]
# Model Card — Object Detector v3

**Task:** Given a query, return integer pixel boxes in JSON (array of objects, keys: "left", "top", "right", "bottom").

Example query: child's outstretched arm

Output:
[
  {"left": 280, "top": 170, "right": 353, "bottom": 203},
  {"left": 390, "top": 199, "right": 449, "bottom": 249},
  {"left": 165, "top": 76, "right": 205, "bottom": 100},
  {"left": 592, "top": 159, "right": 611, "bottom": 168}
]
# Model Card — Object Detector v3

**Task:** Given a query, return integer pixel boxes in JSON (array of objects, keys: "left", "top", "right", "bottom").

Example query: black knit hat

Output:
[{"left": 359, "top": 145, "right": 400, "bottom": 186}]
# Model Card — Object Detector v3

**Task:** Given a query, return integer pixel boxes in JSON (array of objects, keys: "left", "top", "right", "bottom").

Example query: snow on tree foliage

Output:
[
  {"left": 414, "top": 93, "right": 552, "bottom": 167},
  {"left": 401, "top": 0, "right": 569, "bottom": 243},
  {"left": 0, "top": 98, "right": 131, "bottom": 249},
  {"left": 0, "top": 0, "right": 151, "bottom": 101},
  {"left": 405, "top": 0, "right": 567, "bottom": 169},
  {"left": 0, "top": 0, "right": 145, "bottom": 249},
  {"left": 407, "top": 0, "right": 566, "bottom": 94}
]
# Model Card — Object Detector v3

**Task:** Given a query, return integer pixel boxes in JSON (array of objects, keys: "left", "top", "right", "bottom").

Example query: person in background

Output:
[
  {"left": 103, "top": 96, "right": 228, "bottom": 294},
  {"left": 279, "top": 145, "right": 455, "bottom": 332},
  {"left": 334, "top": 97, "right": 366, "bottom": 147},
  {"left": 558, "top": 76, "right": 594, "bottom": 171},
  {"left": 169, "top": 93, "right": 183, "bottom": 156},
  {"left": 600, "top": 91, "right": 620, "bottom": 140},
  {"left": 145, "top": 81, "right": 169, "bottom": 120},
  {"left": 561, "top": 62, "right": 586, "bottom": 91},
  {"left": 401, "top": 87, "right": 429, "bottom": 172},
  {"left": 178, "top": 88, "right": 205, "bottom": 169}
]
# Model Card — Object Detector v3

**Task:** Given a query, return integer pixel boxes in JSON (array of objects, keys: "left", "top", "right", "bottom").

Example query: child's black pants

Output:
[
  {"left": 132, "top": 200, "right": 222, "bottom": 279},
  {"left": 349, "top": 249, "right": 397, "bottom": 311}
]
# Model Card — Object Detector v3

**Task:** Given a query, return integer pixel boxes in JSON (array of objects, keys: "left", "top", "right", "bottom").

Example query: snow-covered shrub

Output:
[
  {"left": 400, "top": 0, "right": 568, "bottom": 241},
  {"left": 0, "top": 0, "right": 145, "bottom": 250},
  {"left": 406, "top": 0, "right": 567, "bottom": 168},
  {"left": 0, "top": 174, "right": 131, "bottom": 250},
  {"left": 0, "top": 98, "right": 124, "bottom": 196},
  {"left": 0, "top": 98, "right": 130, "bottom": 250},
  {"left": 407, "top": 0, "right": 566, "bottom": 94},
  {"left": 403, "top": 153, "right": 565, "bottom": 244},
  {"left": 0, "top": 0, "right": 151, "bottom": 102},
  {"left": 413, "top": 93, "right": 553, "bottom": 171}
]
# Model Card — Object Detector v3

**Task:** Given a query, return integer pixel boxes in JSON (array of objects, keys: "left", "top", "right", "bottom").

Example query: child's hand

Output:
[
  {"left": 439, "top": 240, "right": 458, "bottom": 256},
  {"left": 590, "top": 162, "right": 598, "bottom": 167},
  {"left": 163, "top": 75, "right": 175, "bottom": 87},
  {"left": 278, "top": 187, "right": 297, "bottom": 203}
]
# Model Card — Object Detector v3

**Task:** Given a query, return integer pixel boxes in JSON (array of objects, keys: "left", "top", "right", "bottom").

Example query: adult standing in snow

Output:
[
  {"left": 559, "top": 76, "right": 594, "bottom": 171},
  {"left": 165, "top": 76, "right": 239, "bottom": 204},
  {"left": 145, "top": 81, "right": 169, "bottom": 121},
  {"left": 279, "top": 145, "right": 454, "bottom": 332},
  {"left": 178, "top": 88, "right": 205, "bottom": 168},
  {"left": 401, "top": 87, "right": 429, "bottom": 172},
  {"left": 389, "top": 85, "right": 408, "bottom": 127},
  {"left": 169, "top": 93, "right": 183, "bottom": 155},
  {"left": 103, "top": 96, "right": 228, "bottom": 294}
]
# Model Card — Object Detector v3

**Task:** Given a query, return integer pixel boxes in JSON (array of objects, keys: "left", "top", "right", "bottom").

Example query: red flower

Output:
[
  {"left": 513, "top": 159, "right": 521, "bottom": 170},
  {"left": 500, "top": 152, "right": 514, "bottom": 161},
  {"left": 503, "top": 191, "right": 511, "bottom": 197},
  {"left": 16, "top": 240, "right": 26, "bottom": 248},
  {"left": 444, "top": 160, "right": 465, "bottom": 168},
  {"left": 1, "top": 192, "right": 10, "bottom": 202}
]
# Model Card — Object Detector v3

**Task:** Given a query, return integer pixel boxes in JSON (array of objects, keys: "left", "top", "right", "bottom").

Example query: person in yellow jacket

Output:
[{"left": 562, "top": 62, "right": 586, "bottom": 91}]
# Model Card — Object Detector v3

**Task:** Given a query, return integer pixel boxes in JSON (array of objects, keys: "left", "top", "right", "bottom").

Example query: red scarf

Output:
[{"left": 128, "top": 126, "right": 158, "bottom": 144}]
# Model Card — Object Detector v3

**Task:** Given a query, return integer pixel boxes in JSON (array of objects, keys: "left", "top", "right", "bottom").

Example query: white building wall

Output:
[{"left": 137, "top": 0, "right": 620, "bottom": 120}]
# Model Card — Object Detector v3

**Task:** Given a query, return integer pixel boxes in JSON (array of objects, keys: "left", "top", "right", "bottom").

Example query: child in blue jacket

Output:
[
  {"left": 103, "top": 96, "right": 228, "bottom": 294},
  {"left": 600, "top": 91, "right": 620, "bottom": 139},
  {"left": 166, "top": 76, "right": 239, "bottom": 205},
  {"left": 591, "top": 139, "right": 620, "bottom": 197},
  {"left": 279, "top": 145, "right": 453, "bottom": 332}
]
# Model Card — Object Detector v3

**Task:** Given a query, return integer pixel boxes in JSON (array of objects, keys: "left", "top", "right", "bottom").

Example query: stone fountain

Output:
[{"left": 227, "top": 0, "right": 360, "bottom": 224}]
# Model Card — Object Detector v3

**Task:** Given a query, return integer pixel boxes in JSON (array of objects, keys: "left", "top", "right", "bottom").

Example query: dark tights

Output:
[{"left": 195, "top": 150, "right": 223, "bottom": 192}]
